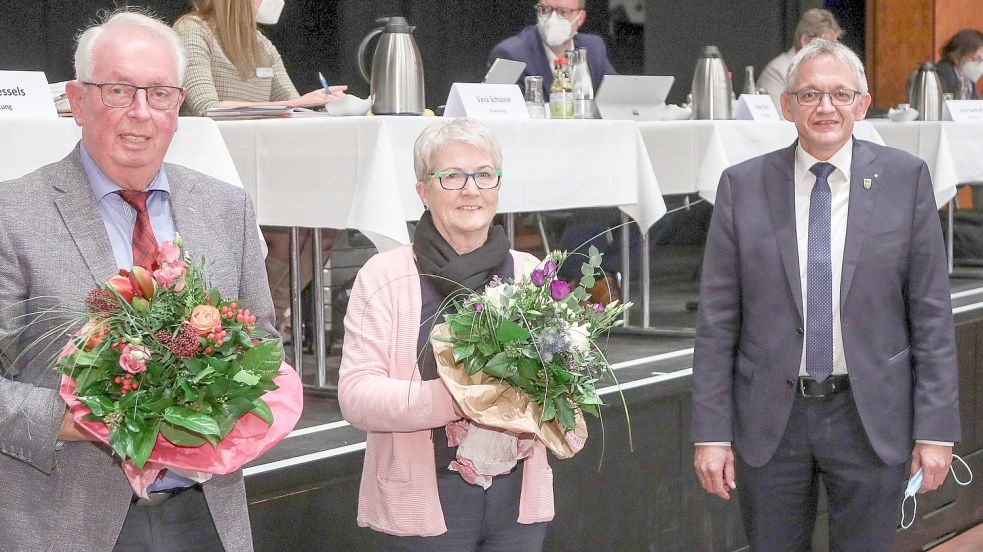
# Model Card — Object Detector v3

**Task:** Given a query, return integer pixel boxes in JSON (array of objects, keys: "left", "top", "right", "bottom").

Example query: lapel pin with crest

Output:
[{"left": 863, "top": 177, "right": 873, "bottom": 190}]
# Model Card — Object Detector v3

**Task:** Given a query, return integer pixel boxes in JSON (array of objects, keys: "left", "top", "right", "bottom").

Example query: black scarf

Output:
[{"left": 412, "top": 210, "right": 510, "bottom": 297}]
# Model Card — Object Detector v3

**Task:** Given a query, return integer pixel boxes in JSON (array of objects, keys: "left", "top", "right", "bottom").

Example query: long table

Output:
[
  {"left": 635, "top": 119, "right": 964, "bottom": 209},
  {"left": 217, "top": 116, "right": 668, "bottom": 251}
]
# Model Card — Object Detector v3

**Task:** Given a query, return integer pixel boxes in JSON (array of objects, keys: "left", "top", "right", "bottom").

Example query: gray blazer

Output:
[
  {"left": 0, "top": 147, "right": 275, "bottom": 552},
  {"left": 691, "top": 139, "right": 960, "bottom": 468}
]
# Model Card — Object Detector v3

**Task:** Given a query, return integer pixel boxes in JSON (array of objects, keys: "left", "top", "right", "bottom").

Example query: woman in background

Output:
[
  {"left": 935, "top": 29, "right": 983, "bottom": 99},
  {"left": 174, "top": 0, "right": 347, "bottom": 334}
]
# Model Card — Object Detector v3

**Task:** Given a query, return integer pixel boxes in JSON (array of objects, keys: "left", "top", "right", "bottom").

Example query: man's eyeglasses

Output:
[
  {"left": 788, "top": 88, "right": 861, "bottom": 107},
  {"left": 535, "top": 3, "right": 583, "bottom": 19},
  {"left": 427, "top": 169, "right": 502, "bottom": 190},
  {"left": 82, "top": 82, "right": 185, "bottom": 110}
]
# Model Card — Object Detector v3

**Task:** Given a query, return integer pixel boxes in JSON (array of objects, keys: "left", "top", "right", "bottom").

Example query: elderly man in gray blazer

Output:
[
  {"left": 691, "top": 40, "right": 960, "bottom": 551},
  {"left": 0, "top": 11, "right": 273, "bottom": 552}
]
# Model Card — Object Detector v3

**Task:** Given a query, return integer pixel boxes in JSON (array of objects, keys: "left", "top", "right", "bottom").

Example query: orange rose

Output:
[
  {"left": 78, "top": 319, "right": 108, "bottom": 352},
  {"left": 188, "top": 304, "right": 222, "bottom": 335}
]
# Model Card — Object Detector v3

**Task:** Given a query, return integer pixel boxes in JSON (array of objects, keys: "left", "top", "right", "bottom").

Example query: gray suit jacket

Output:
[
  {"left": 0, "top": 147, "right": 275, "bottom": 552},
  {"left": 691, "top": 139, "right": 960, "bottom": 468}
]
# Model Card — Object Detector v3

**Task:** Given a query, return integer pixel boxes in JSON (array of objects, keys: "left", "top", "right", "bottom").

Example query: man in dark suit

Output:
[
  {"left": 0, "top": 10, "right": 272, "bottom": 552},
  {"left": 488, "top": 0, "right": 616, "bottom": 92},
  {"left": 691, "top": 39, "right": 960, "bottom": 551}
]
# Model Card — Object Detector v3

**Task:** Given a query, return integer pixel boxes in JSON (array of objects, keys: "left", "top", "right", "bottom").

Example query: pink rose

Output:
[
  {"left": 153, "top": 261, "right": 187, "bottom": 292},
  {"left": 119, "top": 344, "right": 151, "bottom": 374},
  {"left": 445, "top": 419, "right": 470, "bottom": 447},
  {"left": 158, "top": 241, "right": 181, "bottom": 265}
]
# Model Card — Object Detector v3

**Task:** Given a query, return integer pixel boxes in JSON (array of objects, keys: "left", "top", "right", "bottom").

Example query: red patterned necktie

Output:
[{"left": 117, "top": 190, "right": 160, "bottom": 269}]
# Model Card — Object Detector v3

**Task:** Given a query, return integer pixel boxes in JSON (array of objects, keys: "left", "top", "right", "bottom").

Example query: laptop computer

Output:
[
  {"left": 594, "top": 75, "right": 675, "bottom": 121},
  {"left": 483, "top": 58, "right": 527, "bottom": 85}
]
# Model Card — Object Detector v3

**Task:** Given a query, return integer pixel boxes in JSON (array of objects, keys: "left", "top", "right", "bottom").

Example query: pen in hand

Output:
[{"left": 318, "top": 72, "right": 331, "bottom": 94}]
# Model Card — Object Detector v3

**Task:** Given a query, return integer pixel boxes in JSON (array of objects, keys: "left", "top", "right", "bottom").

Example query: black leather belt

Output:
[
  {"left": 131, "top": 484, "right": 201, "bottom": 506},
  {"left": 797, "top": 375, "right": 850, "bottom": 398}
]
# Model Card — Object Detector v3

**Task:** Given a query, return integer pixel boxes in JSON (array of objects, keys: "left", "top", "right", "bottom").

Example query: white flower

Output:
[
  {"left": 567, "top": 323, "right": 591, "bottom": 352},
  {"left": 484, "top": 283, "right": 509, "bottom": 310}
]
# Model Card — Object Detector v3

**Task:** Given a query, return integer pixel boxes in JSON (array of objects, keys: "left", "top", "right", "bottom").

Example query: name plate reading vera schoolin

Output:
[
  {"left": 444, "top": 83, "right": 529, "bottom": 119},
  {"left": 943, "top": 100, "right": 983, "bottom": 122},
  {"left": 0, "top": 71, "right": 57, "bottom": 119},
  {"left": 734, "top": 93, "right": 781, "bottom": 121}
]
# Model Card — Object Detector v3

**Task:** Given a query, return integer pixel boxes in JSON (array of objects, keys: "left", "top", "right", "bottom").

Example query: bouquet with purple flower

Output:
[{"left": 431, "top": 246, "right": 631, "bottom": 465}]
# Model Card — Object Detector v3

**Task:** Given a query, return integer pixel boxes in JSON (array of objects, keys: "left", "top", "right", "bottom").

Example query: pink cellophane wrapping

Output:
[{"left": 59, "top": 362, "right": 303, "bottom": 497}]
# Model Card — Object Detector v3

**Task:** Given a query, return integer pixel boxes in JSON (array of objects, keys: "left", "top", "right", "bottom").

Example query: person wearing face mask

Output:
[
  {"left": 488, "top": 0, "right": 616, "bottom": 93},
  {"left": 174, "top": 0, "right": 346, "bottom": 115},
  {"left": 175, "top": 0, "right": 349, "bottom": 337},
  {"left": 936, "top": 29, "right": 983, "bottom": 100}
]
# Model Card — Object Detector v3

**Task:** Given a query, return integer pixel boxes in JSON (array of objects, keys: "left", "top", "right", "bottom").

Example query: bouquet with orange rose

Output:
[{"left": 57, "top": 235, "right": 302, "bottom": 496}]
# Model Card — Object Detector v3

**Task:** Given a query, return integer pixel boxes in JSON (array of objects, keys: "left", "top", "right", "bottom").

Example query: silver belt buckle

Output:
[
  {"left": 799, "top": 378, "right": 825, "bottom": 398},
  {"left": 133, "top": 490, "right": 177, "bottom": 507}
]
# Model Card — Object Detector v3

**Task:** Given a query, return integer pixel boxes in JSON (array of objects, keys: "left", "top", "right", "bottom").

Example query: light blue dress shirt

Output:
[{"left": 79, "top": 142, "right": 176, "bottom": 270}]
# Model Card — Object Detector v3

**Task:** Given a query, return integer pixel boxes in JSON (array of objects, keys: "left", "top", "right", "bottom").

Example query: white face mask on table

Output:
[
  {"left": 537, "top": 13, "right": 574, "bottom": 48},
  {"left": 256, "top": 0, "right": 285, "bottom": 25},
  {"left": 960, "top": 60, "right": 983, "bottom": 84}
]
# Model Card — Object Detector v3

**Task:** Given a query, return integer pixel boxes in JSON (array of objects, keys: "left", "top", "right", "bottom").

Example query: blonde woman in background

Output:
[{"left": 175, "top": 0, "right": 347, "bottom": 335}]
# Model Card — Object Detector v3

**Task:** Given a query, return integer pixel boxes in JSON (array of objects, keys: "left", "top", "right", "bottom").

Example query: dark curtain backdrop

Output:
[{"left": 1, "top": 0, "right": 865, "bottom": 111}]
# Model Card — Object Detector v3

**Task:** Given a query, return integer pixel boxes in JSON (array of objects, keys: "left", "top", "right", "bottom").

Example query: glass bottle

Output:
[
  {"left": 572, "top": 48, "right": 595, "bottom": 118},
  {"left": 550, "top": 58, "right": 573, "bottom": 119},
  {"left": 524, "top": 75, "right": 546, "bottom": 119},
  {"left": 742, "top": 66, "right": 757, "bottom": 96}
]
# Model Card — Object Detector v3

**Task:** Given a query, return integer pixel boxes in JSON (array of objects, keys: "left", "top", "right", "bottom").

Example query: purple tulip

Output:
[
  {"left": 530, "top": 268, "right": 546, "bottom": 287},
  {"left": 550, "top": 280, "right": 572, "bottom": 301},
  {"left": 544, "top": 260, "right": 557, "bottom": 277}
]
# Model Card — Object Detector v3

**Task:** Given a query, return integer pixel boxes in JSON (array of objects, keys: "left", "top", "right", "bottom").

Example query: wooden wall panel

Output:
[{"left": 866, "top": 0, "right": 934, "bottom": 110}]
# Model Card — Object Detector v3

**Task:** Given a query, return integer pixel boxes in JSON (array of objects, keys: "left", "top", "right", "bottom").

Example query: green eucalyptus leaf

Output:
[
  {"left": 191, "top": 366, "right": 216, "bottom": 384},
  {"left": 240, "top": 338, "right": 283, "bottom": 375},
  {"left": 588, "top": 245, "right": 600, "bottom": 258},
  {"left": 495, "top": 319, "right": 530, "bottom": 342},
  {"left": 573, "top": 287, "right": 589, "bottom": 301},
  {"left": 580, "top": 275, "right": 596, "bottom": 289},
  {"left": 74, "top": 367, "right": 108, "bottom": 394},
  {"left": 232, "top": 369, "right": 261, "bottom": 386},
  {"left": 159, "top": 420, "right": 209, "bottom": 447},
  {"left": 581, "top": 263, "right": 595, "bottom": 277},
  {"left": 555, "top": 397, "right": 576, "bottom": 431},
  {"left": 108, "top": 426, "right": 131, "bottom": 460},
  {"left": 250, "top": 398, "right": 274, "bottom": 425},
  {"left": 79, "top": 395, "right": 114, "bottom": 417},
  {"left": 482, "top": 352, "right": 511, "bottom": 378},
  {"left": 541, "top": 399, "right": 557, "bottom": 422},
  {"left": 163, "top": 406, "right": 221, "bottom": 437},
  {"left": 452, "top": 343, "right": 475, "bottom": 362},
  {"left": 130, "top": 421, "right": 160, "bottom": 469}
]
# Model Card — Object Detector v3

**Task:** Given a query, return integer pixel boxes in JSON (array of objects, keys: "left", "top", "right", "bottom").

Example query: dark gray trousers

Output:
[
  {"left": 113, "top": 486, "right": 225, "bottom": 552},
  {"left": 735, "top": 390, "right": 907, "bottom": 552},
  {"left": 376, "top": 462, "right": 548, "bottom": 552}
]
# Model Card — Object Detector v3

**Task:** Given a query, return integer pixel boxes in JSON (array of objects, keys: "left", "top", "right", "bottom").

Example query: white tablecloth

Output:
[
  {"left": 637, "top": 120, "right": 900, "bottom": 204},
  {"left": 0, "top": 117, "right": 242, "bottom": 187},
  {"left": 217, "top": 116, "right": 667, "bottom": 251},
  {"left": 868, "top": 120, "right": 983, "bottom": 205}
]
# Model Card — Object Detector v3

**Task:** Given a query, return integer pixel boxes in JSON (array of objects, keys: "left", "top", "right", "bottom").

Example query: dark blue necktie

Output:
[{"left": 806, "top": 162, "right": 836, "bottom": 382}]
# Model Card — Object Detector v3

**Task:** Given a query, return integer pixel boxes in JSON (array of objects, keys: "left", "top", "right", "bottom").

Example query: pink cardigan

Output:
[{"left": 338, "top": 245, "right": 555, "bottom": 537}]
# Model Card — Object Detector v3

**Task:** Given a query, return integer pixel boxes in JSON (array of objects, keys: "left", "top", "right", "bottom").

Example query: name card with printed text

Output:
[
  {"left": 0, "top": 71, "right": 57, "bottom": 119},
  {"left": 943, "top": 100, "right": 983, "bottom": 122},
  {"left": 444, "top": 83, "right": 529, "bottom": 119},
  {"left": 734, "top": 94, "right": 781, "bottom": 121}
]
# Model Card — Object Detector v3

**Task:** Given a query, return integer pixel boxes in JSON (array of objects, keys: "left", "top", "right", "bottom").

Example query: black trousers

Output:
[
  {"left": 113, "top": 486, "right": 225, "bottom": 552},
  {"left": 376, "top": 462, "right": 548, "bottom": 552},
  {"left": 735, "top": 389, "right": 907, "bottom": 552}
]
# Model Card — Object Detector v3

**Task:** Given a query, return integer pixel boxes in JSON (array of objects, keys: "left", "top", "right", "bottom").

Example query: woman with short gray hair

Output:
[{"left": 339, "top": 118, "right": 553, "bottom": 551}]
